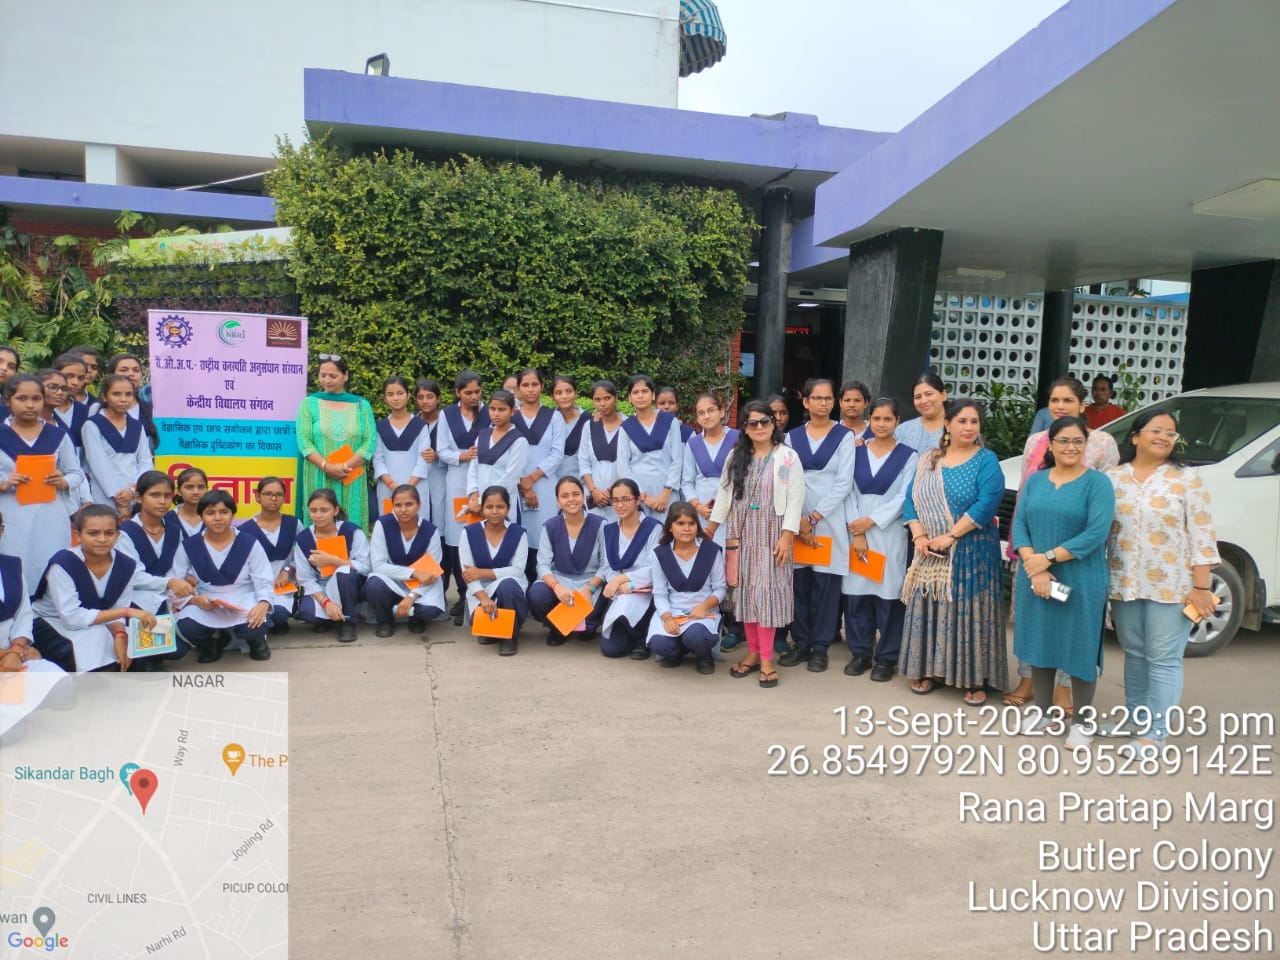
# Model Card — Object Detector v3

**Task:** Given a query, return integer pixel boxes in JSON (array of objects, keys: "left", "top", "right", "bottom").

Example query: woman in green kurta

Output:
[
  {"left": 1011, "top": 416, "right": 1115, "bottom": 749},
  {"left": 296, "top": 355, "right": 377, "bottom": 530}
]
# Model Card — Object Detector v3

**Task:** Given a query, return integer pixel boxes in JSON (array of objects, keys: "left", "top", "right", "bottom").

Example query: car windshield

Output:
[{"left": 1103, "top": 396, "right": 1280, "bottom": 465}]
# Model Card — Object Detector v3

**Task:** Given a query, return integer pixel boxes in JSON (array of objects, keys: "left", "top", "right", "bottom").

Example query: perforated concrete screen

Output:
[{"left": 930, "top": 292, "right": 1187, "bottom": 404}]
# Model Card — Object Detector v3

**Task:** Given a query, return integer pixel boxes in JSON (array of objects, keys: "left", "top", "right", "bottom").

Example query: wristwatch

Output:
[{"left": 1045, "top": 549, "right": 1059, "bottom": 564}]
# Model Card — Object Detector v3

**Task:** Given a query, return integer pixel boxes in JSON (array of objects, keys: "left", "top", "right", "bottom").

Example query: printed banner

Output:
[{"left": 149, "top": 310, "right": 308, "bottom": 518}]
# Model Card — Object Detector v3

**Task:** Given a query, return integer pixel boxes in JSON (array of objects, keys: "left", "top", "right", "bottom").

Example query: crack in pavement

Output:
[{"left": 425, "top": 643, "right": 471, "bottom": 957}]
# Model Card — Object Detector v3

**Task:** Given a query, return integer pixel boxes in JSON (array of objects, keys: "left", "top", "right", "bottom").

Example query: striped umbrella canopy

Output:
[{"left": 679, "top": 0, "right": 727, "bottom": 77}]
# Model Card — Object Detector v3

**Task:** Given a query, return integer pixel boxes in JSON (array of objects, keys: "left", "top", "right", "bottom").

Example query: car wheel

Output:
[{"left": 1185, "top": 562, "right": 1245, "bottom": 657}]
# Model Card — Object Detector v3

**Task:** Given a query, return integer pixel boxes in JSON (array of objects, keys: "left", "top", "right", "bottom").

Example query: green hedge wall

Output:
[{"left": 266, "top": 140, "right": 754, "bottom": 407}]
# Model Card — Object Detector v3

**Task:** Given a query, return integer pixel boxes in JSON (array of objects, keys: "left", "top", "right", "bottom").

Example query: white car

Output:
[{"left": 999, "top": 382, "right": 1280, "bottom": 655}]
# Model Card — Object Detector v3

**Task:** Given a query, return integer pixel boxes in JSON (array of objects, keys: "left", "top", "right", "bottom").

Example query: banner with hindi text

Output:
[{"left": 148, "top": 310, "right": 308, "bottom": 518}]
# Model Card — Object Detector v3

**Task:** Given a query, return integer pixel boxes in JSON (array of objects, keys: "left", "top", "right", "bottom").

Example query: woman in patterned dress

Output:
[
  {"left": 295, "top": 355, "right": 376, "bottom": 530},
  {"left": 706, "top": 400, "right": 805, "bottom": 688},
  {"left": 1103, "top": 410, "right": 1219, "bottom": 756},
  {"left": 899, "top": 397, "right": 1007, "bottom": 704}
]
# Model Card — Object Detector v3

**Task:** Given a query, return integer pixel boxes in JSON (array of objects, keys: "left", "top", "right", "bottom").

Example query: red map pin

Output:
[{"left": 129, "top": 768, "right": 158, "bottom": 815}]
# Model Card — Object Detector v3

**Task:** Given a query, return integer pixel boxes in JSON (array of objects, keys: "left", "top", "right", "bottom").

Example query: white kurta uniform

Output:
[
  {"left": 420, "top": 415, "right": 450, "bottom": 528},
  {"left": 171, "top": 533, "right": 275, "bottom": 629},
  {"left": 617, "top": 413, "right": 683, "bottom": 520},
  {"left": 373, "top": 416, "right": 431, "bottom": 521},
  {"left": 466, "top": 428, "right": 529, "bottom": 518},
  {"left": 681, "top": 429, "right": 739, "bottom": 547},
  {"left": 0, "top": 423, "right": 83, "bottom": 593},
  {"left": 369, "top": 519, "right": 447, "bottom": 614},
  {"left": 458, "top": 521, "right": 528, "bottom": 619},
  {"left": 647, "top": 540, "right": 726, "bottom": 642},
  {"left": 514, "top": 406, "right": 565, "bottom": 552},
  {"left": 841, "top": 444, "right": 918, "bottom": 599},
  {"left": 579, "top": 417, "right": 627, "bottom": 520},
  {"left": 786, "top": 425, "right": 856, "bottom": 577},
  {"left": 435, "top": 403, "right": 489, "bottom": 547},
  {"left": 555, "top": 409, "right": 588, "bottom": 482},
  {"left": 81, "top": 415, "right": 153, "bottom": 505},
  {"left": 293, "top": 525, "right": 371, "bottom": 607},
  {"left": 599, "top": 517, "right": 661, "bottom": 633}
]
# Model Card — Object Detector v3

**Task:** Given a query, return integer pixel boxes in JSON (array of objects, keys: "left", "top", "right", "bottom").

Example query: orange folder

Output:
[
  {"left": 210, "top": 598, "right": 246, "bottom": 613},
  {"left": 405, "top": 552, "right": 444, "bottom": 590},
  {"left": 471, "top": 607, "right": 516, "bottom": 639},
  {"left": 315, "top": 535, "right": 349, "bottom": 577},
  {"left": 274, "top": 581, "right": 298, "bottom": 596},
  {"left": 792, "top": 536, "right": 833, "bottom": 567},
  {"left": 848, "top": 548, "right": 887, "bottom": 583},
  {"left": 382, "top": 498, "right": 393, "bottom": 515},
  {"left": 546, "top": 589, "right": 594, "bottom": 635},
  {"left": 453, "top": 497, "right": 481, "bottom": 525},
  {"left": 15, "top": 454, "right": 56, "bottom": 505},
  {"left": 328, "top": 444, "right": 364, "bottom": 486}
]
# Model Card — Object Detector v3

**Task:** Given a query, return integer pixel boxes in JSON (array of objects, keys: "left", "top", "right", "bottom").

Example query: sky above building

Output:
[{"left": 679, "top": 0, "right": 1070, "bottom": 131}]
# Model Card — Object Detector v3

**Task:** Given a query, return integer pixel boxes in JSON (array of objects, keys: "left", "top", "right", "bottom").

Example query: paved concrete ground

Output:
[{"left": 182, "top": 619, "right": 1279, "bottom": 960}]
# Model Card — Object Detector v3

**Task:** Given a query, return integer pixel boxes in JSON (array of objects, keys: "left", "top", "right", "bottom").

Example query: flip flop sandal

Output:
[
  {"left": 759, "top": 670, "right": 778, "bottom": 688},
  {"left": 730, "top": 660, "right": 760, "bottom": 678},
  {"left": 964, "top": 688, "right": 988, "bottom": 706},
  {"left": 911, "top": 677, "right": 941, "bottom": 695}
]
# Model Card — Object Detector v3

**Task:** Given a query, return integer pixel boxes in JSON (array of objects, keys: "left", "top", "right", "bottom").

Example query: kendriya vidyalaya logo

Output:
[
  {"left": 154, "top": 314, "right": 193, "bottom": 348},
  {"left": 217, "top": 319, "right": 248, "bottom": 346},
  {"left": 265, "top": 318, "right": 302, "bottom": 348}
]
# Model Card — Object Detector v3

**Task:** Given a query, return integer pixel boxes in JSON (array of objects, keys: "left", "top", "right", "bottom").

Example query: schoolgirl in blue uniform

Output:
[
  {"left": 552, "top": 376, "right": 588, "bottom": 483},
  {"left": 241, "top": 476, "right": 300, "bottom": 634},
  {"left": 293, "top": 488, "right": 370, "bottom": 643},
  {"left": 437, "top": 370, "right": 489, "bottom": 616},
  {"left": 579, "top": 379, "right": 627, "bottom": 520},
  {"left": 647, "top": 502, "right": 725, "bottom": 675},
  {"left": 366, "top": 484, "right": 446, "bottom": 636},
  {"left": 465, "top": 389, "right": 529, "bottom": 521},
  {"left": 598, "top": 478, "right": 661, "bottom": 659},
  {"left": 459, "top": 485, "right": 529, "bottom": 656},
  {"left": 617, "top": 375, "right": 683, "bottom": 520},
  {"left": 374, "top": 375, "right": 430, "bottom": 520},
  {"left": 513, "top": 368, "right": 566, "bottom": 583},
  {"left": 81, "top": 374, "right": 153, "bottom": 513},
  {"left": 526, "top": 476, "right": 605, "bottom": 646},
  {"left": 415, "top": 378, "right": 450, "bottom": 529}
]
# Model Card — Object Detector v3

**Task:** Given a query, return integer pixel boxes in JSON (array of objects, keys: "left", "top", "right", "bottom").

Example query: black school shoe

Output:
[
  {"left": 248, "top": 639, "right": 272, "bottom": 661},
  {"left": 407, "top": 617, "right": 427, "bottom": 634},
  {"left": 695, "top": 655, "right": 715, "bottom": 675},
  {"left": 778, "top": 645, "right": 811, "bottom": 667},
  {"left": 807, "top": 649, "right": 829, "bottom": 672},
  {"left": 196, "top": 632, "right": 226, "bottom": 664},
  {"left": 870, "top": 660, "right": 896, "bottom": 682},
  {"left": 339, "top": 623, "right": 357, "bottom": 643},
  {"left": 845, "top": 654, "right": 872, "bottom": 676},
  {"left": 498, "top": 638, "right": 518, "bottom": 656},
  {"left": 374, "top": 622, "right": 394, "bottom": 638}
]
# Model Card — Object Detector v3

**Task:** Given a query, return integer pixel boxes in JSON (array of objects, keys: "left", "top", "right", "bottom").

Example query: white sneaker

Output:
[
  {"left": 1021, "top": 712, "right": 1057, "bottom": 735},
  {"left": 1064, "top": 725, "right": 1093, "bottom": 751}
]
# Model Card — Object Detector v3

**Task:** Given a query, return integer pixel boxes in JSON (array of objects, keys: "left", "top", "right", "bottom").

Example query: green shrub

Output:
[{"left": 266, "top": 139, "right": 753, "bottom": 411}]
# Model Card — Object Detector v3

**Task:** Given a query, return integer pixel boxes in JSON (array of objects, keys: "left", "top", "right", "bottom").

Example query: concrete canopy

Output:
[{"left": 808, "top": 0, "right": 1280, "bottom": 292}]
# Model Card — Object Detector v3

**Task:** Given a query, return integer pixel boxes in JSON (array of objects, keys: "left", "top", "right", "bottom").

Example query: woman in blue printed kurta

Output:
[
  {"left": 900, "top": 398, "right": 1007, "bottom": 703},
  {"left": 781, "top": 379, "right": 855, "bottom": 673},
  {"left": 617, "top": 375, "right": 683, "bottom": 521}
]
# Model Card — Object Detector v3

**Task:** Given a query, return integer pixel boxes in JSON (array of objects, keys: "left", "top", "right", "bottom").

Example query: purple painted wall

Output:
[
  {"left": 811, "top": 0, "right": 1178, "bottom": 248},
  {"left": 0, "top": 176, "right": 275, "bottom": 224},
  {"left": 304, "top": 69, "right": 889, "bottom": 176}
]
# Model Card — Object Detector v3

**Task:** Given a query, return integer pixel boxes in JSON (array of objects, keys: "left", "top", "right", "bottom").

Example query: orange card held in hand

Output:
[
  {"left": 328, "top": 444, "right": 364, "bottom": 486},
  {"left": 315, "top": 535, "right": 349, "bottom": 577},
  {"left": 382, "top": 498, "right": 393, "bottom": 515},
  {"left": 792, "top": 536, "right": 833, "bottom": 567},
  {"left": 848, "top": 548, "right": 887, "bottom": 583},
  {"left": 547, "top": 589, "right": 594, "bottom": 634},
  {"left": 15, "top": 454, "right": 56, "bottom": 505},
  {"left": 471, "top": 606, "right": 516, "bottom": 639},
  {"left": 405, "top": 552, "right": 444, "bottom": 590},
  {"left": 453, "top": 497, "right": 481, "bottom": 525},
  {"left": 274, "top": 581, "right": 298, "bottom": 596}
]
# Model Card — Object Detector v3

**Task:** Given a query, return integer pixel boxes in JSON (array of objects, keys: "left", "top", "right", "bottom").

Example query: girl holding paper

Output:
[
  {"left": 0, "top": 374, "right": 84, "bottom": 593},
  {"left": 172, "top": 490, "right": 276, "bottom": 663},
  {"left": 415, "top": 378, "right": 449, "bottom": 530},
  {"left": 617, "top": 375, "right": 683, "bottom": 521},
  {"left": 704, "top": 400, "right": 805, "bottom": 688},
  {"left": 437, "top": 370, "right": 489, "bottom": 621},
  {"left": 30, "top": 504, "right": 174, "bottom": 672},
  {"left": 647, "top": 501, "right": 725, "bottom": 674},
  {"left": 459, "top": 485, "right": 529, "bottom": 657},
  {"left": 513, "top": 368, "right": 566, "bottom": 583},
  {"left": 466, "top": 390, "right": 529, "bottom": 523},
  {"left": 552, "top": 376, "right": 588, "bottom": 483},
  {"left": 840, "top": 398, "right": 918, "bottom": 682},
  {"left": 294, "top": 488, "right": 370, "bottom": 644},
  {"left": 526, "top": 476, "right": 605, "bottom": 647},
  {"left": 81, "top": 374, "right": 153, "bottom": 515},
  {"left": 241, "top": 477, "right": 299, "bottom": 634},
  {"left": 780, "top": 379, "right": 855, "bottom": 674},
  {"left": 579, "top": 379, "right": 627, "bottom": 520},
  {"left": 296, "top": 354, "right": 377, "bottom": 531},
  {"left": 116, "top": 471, "right": 195, "bottom": 667},
  {"left": 598, "top": 478, "right": 662, "bottom": 659},
  {"left": 374, "top": 375, "right": 430, "bottom": 521},
  {"left": 366, "top": 485, "right": 445, "bottom": 636}
]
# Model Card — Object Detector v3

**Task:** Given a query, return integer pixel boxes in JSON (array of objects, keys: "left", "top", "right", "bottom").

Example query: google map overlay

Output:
[{"left": 0, "top": 672, "right": 287, "bottom": 958}]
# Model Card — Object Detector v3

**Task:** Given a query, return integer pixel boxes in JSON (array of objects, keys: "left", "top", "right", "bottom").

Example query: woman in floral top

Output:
[{"left": 1105, "top": 410, "right": 1219, "bottom": 755}]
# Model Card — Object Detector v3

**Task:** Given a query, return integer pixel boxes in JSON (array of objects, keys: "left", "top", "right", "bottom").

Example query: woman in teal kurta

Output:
[
  {"left": 296, "top": 355, "right": 377, "bottom": 530},
  {"left": 1011, "top": 416, "right": 1115, "bottom": 745}
]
